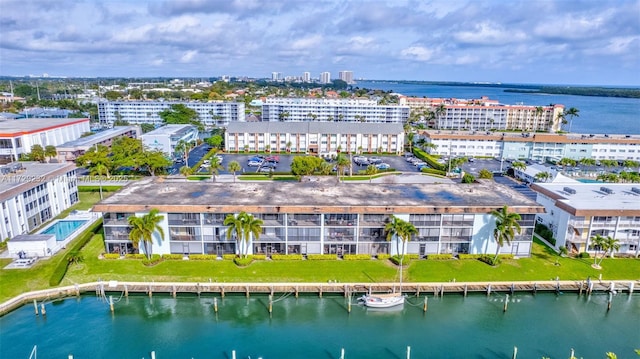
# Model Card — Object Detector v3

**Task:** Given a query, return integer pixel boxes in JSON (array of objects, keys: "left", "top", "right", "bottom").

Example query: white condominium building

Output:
[
  {"left": 225, "top": 122, "right": 404, "bottom": 156},
  {"left": 0, "top": 162, "right": 79, "bottom": 239},
  {"left": 399, "top": 96, "right": 564, "bottom": 132},
  {"left": 420, "top": 130, "right": 640, "bottom": 162},
  {"left": 98, "top": 101, "right": 245, "bottom": 128},
  {"left": 302, "top": 72, "right": 311, "bottom": 82},
  {"left": 532, "top": 183, "right": 640, "bottom": 256},
  {"left": 56, "top": 126, "right": 141, "bottom": 162},
  {"left": 338, "top": 71, "right": 354, "bottom": 84},
  {"left": 0, "top": 118, "right": 90, "bottom": 164},
  {"left": 261, "top": 98, "right": 410, "bottom": 124},
  {"left": 141, "top": 124, "right": 199, "bottom": 158},
  {"left": 320, "top": 72, "right": 331, "bottom": 84}
]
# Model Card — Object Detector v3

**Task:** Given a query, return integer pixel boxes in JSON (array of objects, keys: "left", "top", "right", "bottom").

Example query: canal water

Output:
[{"left": 1, "top": 292, "right": 638, "bottom": 358}]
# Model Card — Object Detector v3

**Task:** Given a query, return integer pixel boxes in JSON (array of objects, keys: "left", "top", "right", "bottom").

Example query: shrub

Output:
[
  {"left": 250, "top": 254, "right": 267, "bottom": 260},
  {"left": 49, "top": 219, "right": 103, "bottom": 287},
  {"left": 49, "top": 257, "right": 70, "bottom": 286},
  {"left": 461, "top": 173, "right": 476, "bottom": 183},
  {"left": 458, "top": 254, "right": 483, "bottom": 260},
  {"left": 125, "top": 254, "right": 146, "bottom": 260},
  {"left": 578, "top": 252, "right": 590, "bottom": 258},
  {"left": 222, "top": 254, "right": 237, "bottom": 260},
  {"left": 103, "top": 253, "right": 121, "bottom": 259},
  {"left": 0, "top": 237, "right": 9, "bottom": 251},
  {"left": 343, "top": 254, "right": 372, "bottom": 260},
  {"left": 189, "top": 254, "right": 218, "bottom": 261},
  {"left": 413, "top": 148, "right": 446, "bottom": 171},
  {"left": 389, "top": 254, "right": 418, "bottom": 265},
  {"left": 271, "top": 254, "right": 304, "bottom": 260},
  {"left": 535, "top": 223, "right": 556, "bottom": 246},
  {"left": 162, "top": 254, "right": 184, "bottom": 260},
  {"left": 421, "top": 167, "right": 446, "bottom": 176},
  {"left": 478, "top": 255, "right": 499, "bottom": 266},
  {"left": 428, "top": 254, "right": 453, "bottom": 260},
  {"left": 142, "top": 254, "right": 162, "bottom": 266},
  {"left": 377, "top": 254, "right": 391, "bottom": 260},
  {"left": 234, "top": 256, "right": 253, "bottom": 266},
  {"left": 307, "top": 254, "right": 337, "bottom": 260}
]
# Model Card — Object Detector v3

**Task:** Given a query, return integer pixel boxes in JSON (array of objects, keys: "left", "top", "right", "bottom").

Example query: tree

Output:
[
  {"left": 490, "top": 205, "right": 522, "bottom": 263},
  {"left": 590, "top": 235, "right": 620, "bottom": 269},
  {"left": 209, "top": 155, "right": 224, "bottom": 182},
  {"left": 227, "top": 161, "right": 241, "bottom": 182},
  {"left": 558, "top": 157, "right": 576, "bottom": 167},
  {"left": 240, "top": 212, "right": 263, "bottom": 258},
  {"left": 365, "top": 164, "right": 378, "bottom": 183},
  {"left": 564, "top": 107, "right": 580, "bottom": 132},
  {"left": 205, "top": 134, "right": 224, "bottom": 149},
  {"left": 449, "top": 157, "right": 467, "bottom": 174},
  {"left": 224, "top": 212, "right": 263, "bottom": 258},
  {"left": 461, "top": 173, "right": 475, "bottom": 183},
  {"left": 385, "top": 215, "right": 417, "bottom": 265},
  {"left": 104, "top": 90, "right": 121, "bottom": 101},
  {"left": 534, "top": 106, "right": 544, "bottom": 131},
  {"left": 579, "top": 158, "right": 596, "bottom": 166},
  {"left": 77, "top": 144, "right": 113, "bottom": 178},
  {"left": 44, "top": 145, "right": 57, "bottom": 162},
  {"left": 140, "top": 149, "right": 171, "bottom": 176},
  {"left": 140, "top": 123, "right": 156, "bottom": 133},
  {"left": 29, "top": 145, "right": 46, "bottom": 162},
  {"left": 91, "top": 163, "right": 110, "bottom": 200},
  {"left": 128, "top": 209, "right": 165, "bottom": 260},
  {"left": 335, "top": 153, "right": 349, "bottom": 182},
  {"left": 290, "top": 156, "right": 323, "bottom": 180},
  {"left": 406, "top": 132, "right": 415, "bottom": 153},
  {"left": 478, "top": 169, "right": 493, "bottom": 179},
  {"left": 175, "top": 139, "right": 195, "bottom": 165},
  {"left": 534, "top": 171, "right": 552, "bottom": 182},
  {"left": 110, "top": 137, "right": 144, "bottom": 170},
  {"left": 159, "top": 104, "right": 203, "bottom": 131},
  {"left": 179, "top": 165, "right": 193, "bottom": 177},
  {"left": 511, "top": 161, "right": 527, "bottom": 172}
]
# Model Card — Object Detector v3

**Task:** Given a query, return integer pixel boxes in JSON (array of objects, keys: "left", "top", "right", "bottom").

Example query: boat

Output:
[{"left": 360, "top": 292, "right": 405, "bottom": 308}]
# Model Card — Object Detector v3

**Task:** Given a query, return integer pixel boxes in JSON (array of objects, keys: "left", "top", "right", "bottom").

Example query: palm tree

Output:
[
  {"left": 44, "top": 145, "right": 57, "bottom": 162},
  {"left": 385, "top": 215, "right": 417, "bottom": 264},
  {"left": 511, "top": 161, "right": 527, "bottom": 172},
  {"left": 209, "top": 156, "right": 224, "bottom": 182},
  {"left": 534, "top": 171, "right": 552, "bottom": 182},
  {"left": 406, "top": 132, "right": 415, "bottom": 153},
  {"left": 335, "top": 153, "right": 349, "bottom": 182},
  {"left": 227, "top": 161, "right": 241, "bottom": 182},
  {"left": 365, "top": 164, "right": 378, "bottom": 183},
  {"left": 224, "top": 213, "right": 244, "bottom": 257},
  {"left": 564, "top": 107, "right": 580, "bottom": 132},
  {"left": 175, "top": 139, "right": 194, "bottom": 165},
  {"left": 591, "top": 235, "right": 620, "bottom": 268},
  {"left": 90, "top": 163, "right": 109, "bottom": 200},
  {"left": 534, "top": 106, "right": 544, "bottom": 132},
  {"left": 490, "top": 205, "right": 522, "bottom": 263},
  {"left": 240, "top": 213, "right": 263, "bottom": 258},
  {"left": 179, "top": 165, "right": 193, "bottom": 177},
  {"left": 128, "top": 209, "right": 165, "bottom": 260}
]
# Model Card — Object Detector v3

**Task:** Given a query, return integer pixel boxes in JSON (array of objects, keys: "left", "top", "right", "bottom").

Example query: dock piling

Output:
[
  {"left": 344, "top": 284, "right": 349, "bottom": 298},
  {"left": 440, "top": 285, "right": 444, "bottom": 297},
  {"left": 40, "top": 303, "right": 46, "bottom": 316},
  {"left": 214, "top": 297, "right": 218, "bottom": 314},
  {"left": 607, "top": 292, "right": 613, "bottom": 311},
  {"left": 319, "top": 285, "right": 323, "bottom": 298},
  {"left": 124, "top": 284, "right": 128, "bottom": 297},
  {"left": 232, "top": 350, "right": 236, "bottom": 359},
  {"left": 464, "top": 284, "right": 467, "bottom": 297},
  {"left": 109, "top": 296, "right": 114, "bottom": 313},
  {"left": 406, "top": 345, "right": 411, "bottom": 359},
  {"left": 268, "top": 294, "right": 273, "bottom": 315},
  {"left": 295, "top": 286, "right": 299, "bottom": 298},
  {"left": 510, "top": 283, "right": 515, "bottom": 295},
  {"left": 75, "top": 284, "right": 80, "bottom": 297},
  {"left": 487, "top": 284, "right": 492, "bottom": 296},
  {"left": 503, "top": 294, "right": 509, "bottom": 312},
  {"left": 532, "top": 282, "right": 537, "bottom": 295},
  {"left": 221, "top": 287, "right": 225, "bottom": 298},
  {"left": 340, "top": 348, "right": 345, "bottom": 359},
  {"left": 172, "top": 285, "right": 177, "bottom": 298},
  {"left": 579, "top": 281, "right": 583, "bottom": 296},
  {"left": 33, "top": 299, "right": 38, "bottom": 316},
  {"left": 148, "top": 285, "right": 153, "bottom": 298},
  {"left": 415, "top": 285, "right": 420, "bottom": 297},
  {"left": 245, "top": 285, "right": 250, "bottom": 298},
  {"left": 629, "top": 282, "right": 634, "bottom": 294},
  {"left": 512, "top": 346, "right": 518, "bottom": 359},
  {"left": 423, "top": 297, "right": 428, "bottom": 312}
]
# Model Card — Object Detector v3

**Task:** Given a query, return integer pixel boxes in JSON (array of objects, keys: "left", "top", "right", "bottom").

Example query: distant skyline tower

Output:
[
  {"left": 302, "top": 72, "right": 311, "bottom": 82},
  {"left": 320, "top": 72, "right": 331, "bottom": 84},
  {"left": 271, "top": 72, "right": 282, "bottom": 81},
  {"left": 338, "top": 71, "right": 354, "bottom": 84}
]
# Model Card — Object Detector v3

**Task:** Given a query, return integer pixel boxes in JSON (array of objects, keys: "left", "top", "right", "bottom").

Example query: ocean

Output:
[{"left": 356, "top": 81, "right": 640, "bottom": 135}]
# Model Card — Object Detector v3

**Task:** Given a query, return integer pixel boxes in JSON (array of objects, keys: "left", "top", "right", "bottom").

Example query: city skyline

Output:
[{"left": 1, "top": 0, "right": 639, "bottom": 86}]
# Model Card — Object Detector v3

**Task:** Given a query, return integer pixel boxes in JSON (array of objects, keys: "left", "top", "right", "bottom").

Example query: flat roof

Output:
[
  {"left": 57, "top": 126, "right": 139, "bottom": 149},
  {"left": 421, "top": 130, "right": 640, "bottom": 144},
  {"left": 0, "top": 162, "right": 77, "bottom": 201},
  {"left": 11, "top": 234, "right": 55, "bottom": 242},
  {"left": 530, "top": 183, "right": 640, "bottom": 216},
  {"left": 94, "top": 177, "right": 543, "bottom": 215},
  {"left": 0, "top": 118, "right": 89, "bottom": 137},
  {"left": 142, "top": 124, "right": 196, "bottom": 136},
  {"left": 227, "top": 122, "right": 404, "bottom": 135}
]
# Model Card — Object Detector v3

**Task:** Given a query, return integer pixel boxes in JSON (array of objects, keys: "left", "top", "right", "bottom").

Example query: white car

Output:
[{"left": 247, "top": 160, "right": 263, "bottom": 167}]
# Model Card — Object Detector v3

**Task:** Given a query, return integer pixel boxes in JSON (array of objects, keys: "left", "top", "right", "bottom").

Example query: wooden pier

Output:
[{"left": 1, "top": 279, "right": 638, "bottom": 316}]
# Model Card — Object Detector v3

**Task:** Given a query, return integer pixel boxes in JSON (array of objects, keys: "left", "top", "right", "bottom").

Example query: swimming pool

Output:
[
  {"left": 41, "top": 220, "right": 87, "bottom": 241},
  {"left": 577, "top": 179, "right": 600, "bottom": 183}
]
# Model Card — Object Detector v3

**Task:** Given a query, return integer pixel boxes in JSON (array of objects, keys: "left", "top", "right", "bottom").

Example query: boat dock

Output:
[{"left": 1, "top": 279, "right": 637, "bottom": 316}]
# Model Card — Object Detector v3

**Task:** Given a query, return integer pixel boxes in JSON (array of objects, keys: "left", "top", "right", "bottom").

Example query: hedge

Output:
[
  {"left": 234, "top": 257, "right": 253, "bottom": 266},
  {"left": 389, "top": 254, "right": 419, "bottom": 265},
  {"left": 49, "top": 219, "right": 103, "bottom": 286},
  {"left": 421, "top": 167, "right": 446, "bottom": 176},
  {"left": 307, "top": 254, "right": 337, "bottom": 260},
  {"left": 343, "top": 254, "right": 372, "bottom": 260},
  {"left": 377, "top": 254, "right": 391, "bottom": 260},
  {"left": 162, "top": 254, "right": 184, "bottom": 260},
  {"left": 125, "top": 254, "right": 146, "bottom": 259},
  {"left": 271, "top": 254, "right": 304, "bottom": 260},
  {"left": 222, "top": 254, "right": 236, "bottom": 260},
  {"left": 413, "top": 148, "right": 446, "bottom": 171},
  {"left": 251, "top": 254, "right": 266, "bottom": 260},
  {"left": 578, "top": 252, "right": 590, "bottom": 258},
  {"left": 103, "top": 253, "right": 121, "bottom": 259},
  {"left": 427, "top": 254, "right": 453, "bottom": 260},
  {"left": 142, "top": 254, "right": 162, "bottom": 266},
  {"left": 189, "top": 254, "right": 218, "bottom": 260},
  {"left": 535, "top": 223, "right": 556, "bottom": 246}
]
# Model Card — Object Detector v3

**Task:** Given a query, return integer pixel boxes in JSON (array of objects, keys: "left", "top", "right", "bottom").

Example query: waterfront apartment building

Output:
[
  {"left": 141, "top": 124, "right": 199, "bottom": 158},
  {"left": 225, "top": 122, "right": 404, "bottom": 155},
  {"left": 261, "top": 98, "right": 410, "bottom": 124},
  {"left": 420, "top": 130, "right": 640, "bottom": 162},
  {"left": 0, "top": 118, "right": 90, "bottom": 164},
  {"left": 56, "top": 126, "right": 141, "bottom": 162},
  {"left": 94, "top": 178, "right": 542, "bottom": 257},
  {"left": 320, "top": 72, "right": 331, "bottom": 84},
  {"left": 0, "top": 162, "right": 79, "bottom": 240},
  {"left": 98, "top": 101, "right": 245, "bottom": 128},
  {"left": 399, "top": 96, "right": 564, "bottom": 132},
  {"left": 339, "top": 71, "right": 354, "bottom": 84},
  {"left": 531, "top": 183, "right": 640, "bottom": 256}
]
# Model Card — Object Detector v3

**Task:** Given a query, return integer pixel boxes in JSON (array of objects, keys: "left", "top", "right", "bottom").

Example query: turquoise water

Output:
[
  {"left": 578, "top": 179, "right": 600, "bottom": 183},
  {"left": 41, "top": 220, "right": 86, "bottom": 241},
  {"left": 357, "top": 81, "right": 640, "bottom": 135},
  {"left": 1, "top": 293, "right": 638, "bottom": 358}
]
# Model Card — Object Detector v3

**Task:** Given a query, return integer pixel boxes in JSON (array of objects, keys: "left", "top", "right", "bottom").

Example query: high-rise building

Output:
[
  {"left": 320, "top": 72, "right": 331, "bottom": 84},
  {"left": 338, "top": 71, "right": 354, "bottom": 84},
  {"left": 302, "top": 72, "right": 311, "bottom": 83},
  {"left": 271, "top": 72, "right": 282, "bottom": 82}
]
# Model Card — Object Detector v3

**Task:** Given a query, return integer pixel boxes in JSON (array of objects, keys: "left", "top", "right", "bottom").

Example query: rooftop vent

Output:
[
  {"left": 631, "top": 187, "right": 640, "bottom": 195},
  {"left": 563, "top": 187, "right": 576, "bottom": 195},
  {"left": 600, "top": 186, "right": 614, "bottom": 195}
]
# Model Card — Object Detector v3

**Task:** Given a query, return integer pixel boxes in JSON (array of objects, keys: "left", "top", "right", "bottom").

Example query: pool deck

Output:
[{"left": 1, "top": 279, "right": 637, "bottom": 316}]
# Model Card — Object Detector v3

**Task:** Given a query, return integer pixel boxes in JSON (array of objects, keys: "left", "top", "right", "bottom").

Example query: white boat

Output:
[{"left": 361, "top": 292, "right": 405, "bottom": 308}]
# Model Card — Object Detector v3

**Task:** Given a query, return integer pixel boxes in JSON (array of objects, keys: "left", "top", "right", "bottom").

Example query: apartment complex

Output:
[
  {"left": 0, "top": 162, "right": 79, "bottom": 240},
  {"left": 98, "top": 101, "right": 245, "bottom": 128},
  {"left": 531, "top": 183, "right": 640, "bottom": 256},
  {"left": 400, "top": 96, "right": 564, "bottom": 132},
  {"left": 141, "top": 124, "right": 199, "bottom": 158},
  {"left": 320, "top": 72, "right": 331, "bottom": 84},
  {"left": 56, "top": 125, "right": 141, "bottom": 162},
  {"left": 420, "top": 130, "right": 640, "bottom": 162},
  {"left": 225, "top": 122, "right": 404, "bottom": 155},
  {"left": 339, "top": 71, "right": 354, "bottom": 84},
  {"left": 261, "top": 98, "right": 410, "bottom": 124},
  {"left": 94, "top": 178, "right": 542, "bottom": 257},
  {"left": 0, "top": 118, "right": 90, "bottom": 164}
]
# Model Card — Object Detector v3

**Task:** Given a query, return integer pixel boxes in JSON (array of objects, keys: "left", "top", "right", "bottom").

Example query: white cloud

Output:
[
  {"left": 400, "top": 46, "right": 435, "bottom": 61},
  {"left": 290, "top": 35, "right": 323, "bottom": 50},
  {"left": 180, "top": 50, "right": 198, "bottom": 63},
  {"left": 454, "top": 22, "right": 527, "bottom": 46}
]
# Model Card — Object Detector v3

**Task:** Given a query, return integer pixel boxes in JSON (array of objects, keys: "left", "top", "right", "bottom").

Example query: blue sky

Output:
[{"left": 1, "top": 0, "right": 639, "bottom": 86}]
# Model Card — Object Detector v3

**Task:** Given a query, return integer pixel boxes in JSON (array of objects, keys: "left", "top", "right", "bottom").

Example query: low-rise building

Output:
[
  {"left": 94, "top": 178, "right": 542, "bottom": 258},
  {"left": 531, "top": 183, "right": 640, "bottom": 256},
  {"left": 420, "top": 130, "right": 640, "bottom": 162},
  {"left": 225, "top": 122, "right": 404, "bottom": 155},
  {"left": 56, "top": 126, "right": 141, "bottom": 162},
  {"left": 98, "top": 101, "right": 245, "bottom": 128},
  {"left": 0, "top": 162, "right": 79, "bottom": 241},
  {"left": 0, "top": 118, "right": 90, "bottom": 164},
  {"left": 261, "top": 98, "right": 409, "bottom": 123},
  {"left": 141, "top": 124, "right": 198, "bottom": 158}
]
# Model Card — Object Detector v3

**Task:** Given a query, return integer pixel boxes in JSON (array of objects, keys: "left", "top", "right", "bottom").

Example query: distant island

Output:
[{"left": 363, "top": 80, "right": 640, "bottom": 99}]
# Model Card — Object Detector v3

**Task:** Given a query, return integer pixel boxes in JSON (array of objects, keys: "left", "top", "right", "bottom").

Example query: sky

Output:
[{"left": 1, "top": 0, "right": 639, "bottom": 86}]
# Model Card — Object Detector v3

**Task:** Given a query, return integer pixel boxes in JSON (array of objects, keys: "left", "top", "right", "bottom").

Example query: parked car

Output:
[
  {"left": 247, "top": 160, "right": 263, "bottom": 167},
  {"left": 376, "top": 163, "right": 390, "bottom": 170},
  {"left": 264, "top": 155, "right": 280, "bottom": 162},
  {"left": 369, "top": 157, "right": 382, "bottom": 165},
  {"left": 258, "top": 167, "right": 273, "bottom": 173},
  {"left": 262, "top": 162, "right": 277, "bottom": 169},
  {"left": 248, "top": 156, "right": 263, "bottom": 162}
]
